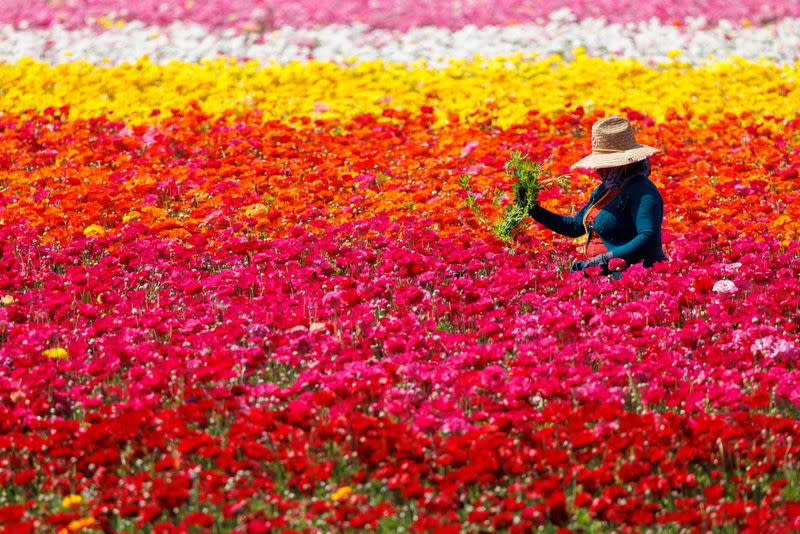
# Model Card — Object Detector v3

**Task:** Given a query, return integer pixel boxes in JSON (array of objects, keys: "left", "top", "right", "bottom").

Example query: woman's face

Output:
[{"left": 597, "top": 165, "right": 625, "bottom": 179}]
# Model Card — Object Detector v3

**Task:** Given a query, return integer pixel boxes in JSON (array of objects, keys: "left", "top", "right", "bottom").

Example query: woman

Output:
[{"left": 528, "top": 115, "right": 666, "bottom": 273}]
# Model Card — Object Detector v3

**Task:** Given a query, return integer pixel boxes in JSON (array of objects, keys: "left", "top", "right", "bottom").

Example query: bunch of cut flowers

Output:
[{"left": 494, "top": 151, "right": 570, "bottom": 242}]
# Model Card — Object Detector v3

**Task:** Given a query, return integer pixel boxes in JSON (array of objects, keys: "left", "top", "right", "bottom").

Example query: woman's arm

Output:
[
  {"left": 527, "top": 195, "right": 595, "bottom": 238},
  {"left": 605, "top": 189, "right": 663, "bottom": 262}
]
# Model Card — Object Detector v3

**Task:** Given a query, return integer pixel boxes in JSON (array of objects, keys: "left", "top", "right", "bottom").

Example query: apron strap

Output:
[{"left": 582, "top": 188, "right": 622, "bottom": 256}]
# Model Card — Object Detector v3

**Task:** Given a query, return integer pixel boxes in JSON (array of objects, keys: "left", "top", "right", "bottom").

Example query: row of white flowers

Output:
[{"left": 0, "top": 11, "right": 798, "bottom": 65}]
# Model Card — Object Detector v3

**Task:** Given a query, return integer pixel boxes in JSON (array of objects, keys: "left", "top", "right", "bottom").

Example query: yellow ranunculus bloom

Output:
[
  {"left": 122, "top": 210, "right": 141, "bottom": 223},
  {"left": 331, "top": 485, "right": 352, "bottom": 502},
  {"left": 67, "top": 516, "right": 95, "bottom": 532},
  {"left": 61, "top": 494, "right": 83, "bottom": 509},
  {"left": 0, "top": 56, "right": 795, "bottom": 126},
  {"left": 83, "top": 224, "right": 106, "bottom": 238},
  {"left": 42, "top": 347, "right": 69, "bottom": 360}
]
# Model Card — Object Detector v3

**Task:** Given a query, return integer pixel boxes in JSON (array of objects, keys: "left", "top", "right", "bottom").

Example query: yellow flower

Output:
[
  {"left": 67, "top": 516, "right": 95, "bottom": 532},
  {"left": 667, "top": 49, "right": 682, "bottom": 60},
  {"left": 83, "top": 224, "right": 106, "bottom": 238},
  {"left": 0, "top": 56, "right": 795, "bottom": 126},
  {"left": 331, "top": 485, "right": 352, "bottom": 502},
  {"left": 122, "top": 210, "right": 141, "bottom": 223},
  {"left": 42, "top": 347, "right": 69, "bottom": 360},
  {"left": 61, "top": 494, "right": 83, "bottom": 509},
  {"left": 0, "top": 294, "right": 14, "bottom": 306},
  {"left": 243, "top": 204, "right": 268, "bottom": 219}
]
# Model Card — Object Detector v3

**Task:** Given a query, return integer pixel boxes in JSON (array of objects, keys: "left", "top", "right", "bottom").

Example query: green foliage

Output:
[
  {"left": 494, "top": 151, "right": 570, "bottom": 242},
  {"left": 458, "top": 174, "right": 490, "bottom": 225}
]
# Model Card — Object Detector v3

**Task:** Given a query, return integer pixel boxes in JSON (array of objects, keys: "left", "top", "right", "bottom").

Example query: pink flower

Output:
[
  {"left": 480, "top": 364, "right": 507, "bottom": 392},
  {"left": 608, "top": 257, "right": 626, "bottom": 271},
  {"left": 460, "top": 141, "right": 479, "bottom": 158},
  {"left": 752, "top": 336, "right": 799, "bottom": 362}
]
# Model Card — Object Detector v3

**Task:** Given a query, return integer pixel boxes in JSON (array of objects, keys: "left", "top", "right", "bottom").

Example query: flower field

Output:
[{"left": 1, "top": 1, "right": 800, "bottom": 532}]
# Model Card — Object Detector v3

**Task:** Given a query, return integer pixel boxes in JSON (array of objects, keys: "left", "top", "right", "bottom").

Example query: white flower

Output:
[
  {"left": 712, "top": 279, "right": 737, "bottom": 294},
  {"left": 719, "top": 262, "right": 743, "bottom": 274},
  {"left": 1, "top": 13, "right": 800, "bottom": 65}
]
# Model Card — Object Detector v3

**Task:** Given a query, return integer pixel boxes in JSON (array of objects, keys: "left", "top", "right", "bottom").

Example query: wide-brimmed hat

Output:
[{"left": 570, "top": 115, "right": 660, "bottom": 169}]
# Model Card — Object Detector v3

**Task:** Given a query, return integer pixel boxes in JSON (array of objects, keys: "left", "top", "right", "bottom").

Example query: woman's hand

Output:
[
  {"left": 520, "top": 195, "right": 539, "bottom": 211},
  {"left": 570, "top": 252, "right": 613, "bottom": 273},
  {"left": 587, "top": 252, "right": 613, "bottom": 266},
  {"left": 514, "top": 187, "right": 527, "bottom": 208},
  {"left": 570, "top": 260, "right": 587, "bottom": 272}
]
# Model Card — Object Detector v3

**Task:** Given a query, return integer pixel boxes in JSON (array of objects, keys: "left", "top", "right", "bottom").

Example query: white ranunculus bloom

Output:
[
  {"left": 0, "top": 11, "right": 799, "bottom": 65},
  {"left": 712, "top": 279, "right": 737, "bottom": 294},
  {"left": 719, "top": 262, "right": 743, "bottom": 274}
]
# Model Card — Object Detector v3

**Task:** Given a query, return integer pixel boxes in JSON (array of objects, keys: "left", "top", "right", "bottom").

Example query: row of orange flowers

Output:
[{"left": 1, "top": 106, "right": 797, "bottom": 248}]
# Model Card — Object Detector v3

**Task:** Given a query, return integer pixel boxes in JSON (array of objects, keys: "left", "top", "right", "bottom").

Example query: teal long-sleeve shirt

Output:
[{"left": 528, "top": 175, "right": 667, "bottom": 267}]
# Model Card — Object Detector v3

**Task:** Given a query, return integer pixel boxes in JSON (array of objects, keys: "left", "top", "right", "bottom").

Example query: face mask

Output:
[
  {"left": 598, "top": 166, "right": 628, "bottom": 190},
  {"left": 598, "top": 159, "right": 651, "bottom": 190}
]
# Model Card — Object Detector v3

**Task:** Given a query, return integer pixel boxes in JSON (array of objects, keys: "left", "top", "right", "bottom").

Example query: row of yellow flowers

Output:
[{"left": 0, "top": 54, "right": 797, "bottom": 125}]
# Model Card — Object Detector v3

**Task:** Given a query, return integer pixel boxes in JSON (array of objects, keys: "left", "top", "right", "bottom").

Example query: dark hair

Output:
[{"left": 625, "top": 158, "right": 651, "bottom": 177}]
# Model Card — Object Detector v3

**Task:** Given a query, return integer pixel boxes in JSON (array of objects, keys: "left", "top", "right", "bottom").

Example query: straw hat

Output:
[{"left": 570, "top": 115, "right": 660, "bottom": 169}]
